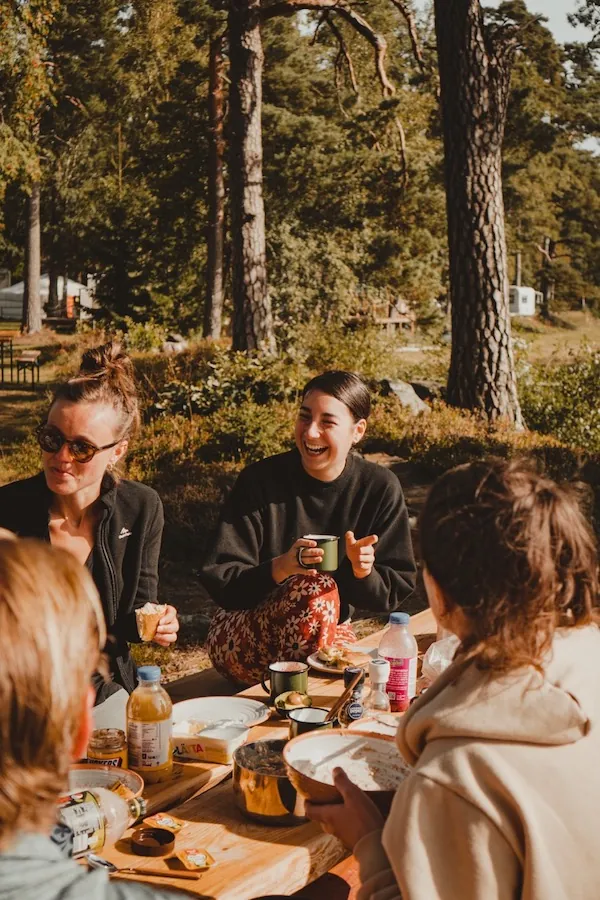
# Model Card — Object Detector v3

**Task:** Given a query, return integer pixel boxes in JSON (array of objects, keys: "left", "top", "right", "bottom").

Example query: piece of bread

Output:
[
  {"left": 135, "top": 602, "right": 167, "bottom": 641},
  {"left": 317, "top": 644, "right": 370, "bottom": 669}
]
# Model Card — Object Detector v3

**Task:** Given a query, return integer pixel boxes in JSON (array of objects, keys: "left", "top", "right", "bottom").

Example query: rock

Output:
[
  {"left": 162, "top": 335, "right": 188, "bottom": 354},
  {"left": 410, "top": 380, "right": 445, "bottom": 402},
  {"left": 380, "top": 379, "right": 430, "bottom": 415}
]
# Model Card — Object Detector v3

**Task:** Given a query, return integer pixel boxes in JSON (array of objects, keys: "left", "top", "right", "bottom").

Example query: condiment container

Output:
[{"left": 85, "top": 729, "right": 128, "bottom": 769}]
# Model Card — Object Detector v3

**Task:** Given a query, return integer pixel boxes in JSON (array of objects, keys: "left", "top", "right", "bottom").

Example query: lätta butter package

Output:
[{"left": 172, "top": 723, "right": 249, "bottom": 763}]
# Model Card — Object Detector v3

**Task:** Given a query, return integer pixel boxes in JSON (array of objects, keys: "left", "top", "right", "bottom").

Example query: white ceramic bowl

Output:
[
  {"left": 283, "top": 730, "right": 410, "bottom": 806},
  {"left": 69, "top": 764, "right": 144, "bottom": 798}
]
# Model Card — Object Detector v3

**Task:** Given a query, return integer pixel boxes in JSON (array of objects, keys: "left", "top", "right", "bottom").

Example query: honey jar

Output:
[{"left": 85, "top": 728, "right": 128, "bottom": 768}]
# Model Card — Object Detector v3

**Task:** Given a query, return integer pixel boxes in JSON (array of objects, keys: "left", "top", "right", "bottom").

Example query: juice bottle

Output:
[
  {"left": 378, "top": 612, "right": 418, "bottom": 712},
  {"left": 127, "top": 665, "right": 173, "bottom": 783}
]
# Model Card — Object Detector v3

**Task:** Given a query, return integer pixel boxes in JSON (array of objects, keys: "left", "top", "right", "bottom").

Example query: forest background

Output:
[
  {"left": 0, "top": 0, "right": 599, "bottom": 675},
  {"left": 1, "top": 0, "right": 598, "bottom": 331}
]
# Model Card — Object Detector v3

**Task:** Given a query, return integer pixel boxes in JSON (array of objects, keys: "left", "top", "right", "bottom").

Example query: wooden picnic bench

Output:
[
  {"left": 15, "top": 349, "right": 41, "bottom": 388},
  {"left": 102, "top": 608, "right": 436, "bottom": 899},
  {"left": 0, "top": 331, "right": 15, "bottom": 384}
]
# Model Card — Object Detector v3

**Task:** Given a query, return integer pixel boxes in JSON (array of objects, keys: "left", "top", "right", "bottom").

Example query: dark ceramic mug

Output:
[{"left": 288, "top": 707, "right": 334, "bottom": 739}]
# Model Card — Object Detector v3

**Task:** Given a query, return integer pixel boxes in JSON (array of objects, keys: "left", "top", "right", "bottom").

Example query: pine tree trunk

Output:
[
  {"left": 434, "top": 0, "right": 522, "bottom": 426},
  {"left": 204, "top": 37, "right": 226, "bottom": 340},
  {"left": 22, "top": 180, "right": 43, "bottom": 334},
  {"left": 228, "top": 0, "right": 276, "bottom": 353},
  {"left": 48, "top": 265, "right": 59, "bottom": 316},
  {"left": 539, "top": 236, "right": 554, "bottom": 320}
]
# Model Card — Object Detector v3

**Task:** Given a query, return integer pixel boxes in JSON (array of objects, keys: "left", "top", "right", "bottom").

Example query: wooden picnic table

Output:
[{"left": 102, "top": 608, "right": 436, "bottom": 899}]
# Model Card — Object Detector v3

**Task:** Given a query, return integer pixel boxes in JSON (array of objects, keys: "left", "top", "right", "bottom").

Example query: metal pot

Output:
[{"left": 232, "top": 739, "right": 306, "bottom": 825}]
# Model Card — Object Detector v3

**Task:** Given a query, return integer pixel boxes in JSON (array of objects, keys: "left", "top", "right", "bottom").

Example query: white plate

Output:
[
  {"left": 307, "top": 651, "right": 370, "bottom": 676},
  {"left": 172, "top": 696, "right": 271, "bottom": 734}
]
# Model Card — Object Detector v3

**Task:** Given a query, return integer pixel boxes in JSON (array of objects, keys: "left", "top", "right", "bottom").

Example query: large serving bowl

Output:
[
  {"left": 69, "top": 764, "right": 144, "bottom": 799},
  {"left": 283, "top": 731, "right": 410, "bottom": 810},
  {"left": 233, "top": 739, "right": 306, "bottom": 825}
]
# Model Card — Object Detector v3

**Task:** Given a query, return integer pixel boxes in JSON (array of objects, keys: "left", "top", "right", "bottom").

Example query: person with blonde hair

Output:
[
  {"left": 308, "top": 457, "right": 600, "bottom": 900},
  {"left": 0, "top": 341, "right": 179, "bottom": 706},
  {"left": 0, "top": 536, "right": 186, "bottom": 899}
]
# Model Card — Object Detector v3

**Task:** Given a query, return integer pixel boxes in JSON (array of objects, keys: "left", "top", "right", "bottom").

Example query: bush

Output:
[
  {"left": 365, "top": 396, "right": 581, "bottom": 481},
  {"left": 124, "top": 317, "right": 166, "bottom": 352},
  {"left": 520, "top": 347, "right": 600, "bottom": 453},
  {"left": 149, "top": 348, "right": 309, "bottom": 417}
]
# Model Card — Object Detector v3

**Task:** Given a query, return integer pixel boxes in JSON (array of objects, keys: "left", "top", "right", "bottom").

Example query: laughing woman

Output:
[
  {"left": 0, "top": 341, "right": 179, "bottom": 704},
  {"left": 201, "top": 370, "right": 416, "bottom": 685}
]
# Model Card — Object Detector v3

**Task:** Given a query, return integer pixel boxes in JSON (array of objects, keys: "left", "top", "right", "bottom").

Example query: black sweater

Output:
[
  {"left": 200, "top": 450, "right": 416, "bottom": 622},
  {"left": 0, "top": 472, "right": 164, "bottom": 700}
]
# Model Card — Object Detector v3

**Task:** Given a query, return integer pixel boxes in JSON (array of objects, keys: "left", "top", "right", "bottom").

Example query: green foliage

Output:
[
  {"left": 123, "top": 317, "right": 165, "bottom": 352},
  {"left": 149, "top": 347, "right": 308, "bottom": 417},
  {"left": 0, "top": 0, "right": 598, "bottom": 330},
  {"left": 196, "top": 402, "right": 296, "bottom": 463},
  {"left": 520, "top": 347, "right": 600, "bottom": 451}
]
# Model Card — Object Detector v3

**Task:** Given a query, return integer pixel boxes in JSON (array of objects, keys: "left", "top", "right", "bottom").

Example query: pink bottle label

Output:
[{"left": 383, "top": 656, "right": 417, "bottom": 712}]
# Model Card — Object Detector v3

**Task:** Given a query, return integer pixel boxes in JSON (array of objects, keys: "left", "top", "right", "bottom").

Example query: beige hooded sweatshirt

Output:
[{"left": 354, "top": 625, "right": 600, "bottom": 900}]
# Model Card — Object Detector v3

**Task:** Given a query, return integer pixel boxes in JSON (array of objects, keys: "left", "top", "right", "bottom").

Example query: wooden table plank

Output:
[{"left": 104, "top": 607, "right": 436, "bottom": 898}]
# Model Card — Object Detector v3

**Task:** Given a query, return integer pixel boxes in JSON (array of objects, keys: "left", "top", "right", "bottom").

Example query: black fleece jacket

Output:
[
  {"left": 0, "top": 472, "right": 164, "bottom": 702},
  {"left": 200, "top": 449, "right": 416, "bottom": 622}
]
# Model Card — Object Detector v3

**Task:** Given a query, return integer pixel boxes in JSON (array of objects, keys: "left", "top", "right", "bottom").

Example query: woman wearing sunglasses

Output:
[{"left": 0, "top": 340, "right": 179, "bottom": 705}]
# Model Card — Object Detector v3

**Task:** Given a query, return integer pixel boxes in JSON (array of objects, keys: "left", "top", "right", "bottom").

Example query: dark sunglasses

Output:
[{"left": 36, "top": 424, "right": 121, "bottom": 464}]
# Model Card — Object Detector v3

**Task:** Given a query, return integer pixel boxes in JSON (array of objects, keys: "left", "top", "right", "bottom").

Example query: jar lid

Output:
[
  {"left": 343, "top": 665, "right": 365, "bottom": 688},
  {"left": 131, "top": 827, "right": 175, "bottom": 857},
  {"left": 88, "top": 729, "right": 126, "bottom": 751}
]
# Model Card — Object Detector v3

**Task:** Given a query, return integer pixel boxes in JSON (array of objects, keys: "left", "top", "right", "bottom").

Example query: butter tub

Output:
[{"left": 172, "top": 723, "right": 250, "bottom": 764}]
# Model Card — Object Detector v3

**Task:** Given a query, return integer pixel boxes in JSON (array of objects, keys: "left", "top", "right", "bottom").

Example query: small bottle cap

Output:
[
  {"left": 137, "top": 666, "right": 161, "bottom": 682},
  {"left": 343, "top": 665, "right": 365, "bottom": 688},
  {"left": 389, "top": 612, "right": 410, "bottom": 626},
  {"left": 369, "top": 658, "right": 390, "bottom": 681}
]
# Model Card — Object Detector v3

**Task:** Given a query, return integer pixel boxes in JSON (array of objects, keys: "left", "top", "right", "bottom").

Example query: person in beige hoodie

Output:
[{"left": 307, "top": 457, "right": 600, "bottom": 900}]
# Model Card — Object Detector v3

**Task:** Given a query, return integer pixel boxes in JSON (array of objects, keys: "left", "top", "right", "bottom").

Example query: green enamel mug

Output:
[{"left": 298, "top": 534, "right": 339, "bottom": 573}]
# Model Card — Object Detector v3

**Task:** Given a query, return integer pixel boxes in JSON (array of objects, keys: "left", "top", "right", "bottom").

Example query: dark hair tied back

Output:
[{"left": 301, "top": 370, "right": 371, "bottom": 422}]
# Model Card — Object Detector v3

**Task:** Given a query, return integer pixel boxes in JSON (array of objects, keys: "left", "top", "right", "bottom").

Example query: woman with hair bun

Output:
[{"left": 0, "top": 340, "right": 179, "bottom": 705}]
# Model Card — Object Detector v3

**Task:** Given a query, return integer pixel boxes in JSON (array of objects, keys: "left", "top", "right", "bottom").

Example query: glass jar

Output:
[
  {"left": 86, "top": 729, "right": 128, "bottom": 769},
  {"left": 338, "top": 666, "right": 366, "bottom": 728}
]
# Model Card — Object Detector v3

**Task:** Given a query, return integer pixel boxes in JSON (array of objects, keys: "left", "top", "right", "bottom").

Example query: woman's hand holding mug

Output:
[
  {"left": 346, "top": 531, "right": 378, "bottom": 579},
  {"left": 272, "top": 538, "right": 324, "bottom": 584}
]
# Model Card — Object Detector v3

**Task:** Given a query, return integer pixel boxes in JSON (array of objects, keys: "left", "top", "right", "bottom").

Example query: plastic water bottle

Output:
[
  {"left": 378, "top": 612, "right": 418, "bottom": 712},
  {"left": 57, "top": 786, "right": 146, "bottom": 858},
  {"left": 364, "top": 658, "right": 392, "bottom": 714}
]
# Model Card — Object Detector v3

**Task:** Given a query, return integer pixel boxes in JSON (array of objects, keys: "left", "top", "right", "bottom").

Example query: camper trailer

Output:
[
  {"left": 0, "top": 275, "right": 96, "bottom": 323},
  {"left": 509, "top": 285, "right": 542, "bottom": 317}
]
